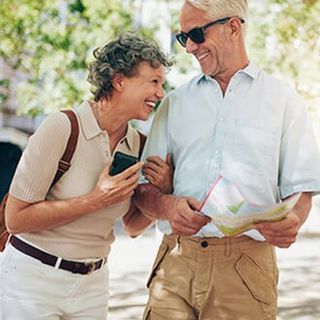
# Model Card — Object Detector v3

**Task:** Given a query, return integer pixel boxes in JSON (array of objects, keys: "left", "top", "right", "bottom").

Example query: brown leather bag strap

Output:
[
  {"left": 50, "top": 110, "right": 79, "bottom": 188},
  {"left": 138, "top": 131, "right": 146, "bottom": 159}
]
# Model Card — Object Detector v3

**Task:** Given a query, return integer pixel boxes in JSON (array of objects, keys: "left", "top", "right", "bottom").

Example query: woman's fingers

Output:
[
  {"left": 166, "top": 153, "right": 173, "bottom": 166},
  {"left": 143, "top": 154, "right": 173, "bottom": 194},
  {"left": 145, "top": 155, "right": 166, "bottom": 167},
  {"left": 143, "top": 167, "right": 159, "bottom": 180},
  {"left": 113, "top": 161, "right": 143, "bottom": 180}
]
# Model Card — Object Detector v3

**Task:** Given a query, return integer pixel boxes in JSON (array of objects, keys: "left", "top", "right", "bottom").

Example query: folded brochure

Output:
[{"left": 200, "top": 176, "right": 301, "bottom": 237}]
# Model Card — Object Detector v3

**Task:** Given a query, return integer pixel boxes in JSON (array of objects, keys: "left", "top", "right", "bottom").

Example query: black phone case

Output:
[{"left": 109, "top": 152, "right": 138, "bottom": 176}]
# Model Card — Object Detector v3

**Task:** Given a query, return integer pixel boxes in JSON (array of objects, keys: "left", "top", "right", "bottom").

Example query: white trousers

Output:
[{"left": 0, "top": 244, "right": 109, "bottom": 320}]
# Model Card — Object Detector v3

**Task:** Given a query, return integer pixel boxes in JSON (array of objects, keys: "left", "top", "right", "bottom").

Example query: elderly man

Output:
[{"left": 136, "top": 0, "right": 320, "bottom": 319}]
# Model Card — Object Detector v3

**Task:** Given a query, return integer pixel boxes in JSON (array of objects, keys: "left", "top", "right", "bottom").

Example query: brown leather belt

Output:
[{"left": 9, "top": 235, "right": 105, "bottom": 275}]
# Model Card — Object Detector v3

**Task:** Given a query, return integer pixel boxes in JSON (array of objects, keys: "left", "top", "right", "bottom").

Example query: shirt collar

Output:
[
  {"left": 75, "top": 101, "right": 136, "bottom": 150},
  {"left": 76, "top": 101, "right": 102, "bottom": 140},
  {"left": 197, "top": 61, "right": 260, "bottom": 84},
  {"left": 238, "top": 61, "right": 260, "bottom": 79},
  {"left": 119, "top": 123, "right": 136, "bottom": 151}
]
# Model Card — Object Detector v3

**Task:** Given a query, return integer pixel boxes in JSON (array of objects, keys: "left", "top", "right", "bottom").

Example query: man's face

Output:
[{"left": 179, "top": 3, "right": 233, "bottom": 78}]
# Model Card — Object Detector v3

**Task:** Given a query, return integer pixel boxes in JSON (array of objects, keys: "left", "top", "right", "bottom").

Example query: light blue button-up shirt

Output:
[{"left": 140, "top": 63, "right": 320, "bottom": 239}]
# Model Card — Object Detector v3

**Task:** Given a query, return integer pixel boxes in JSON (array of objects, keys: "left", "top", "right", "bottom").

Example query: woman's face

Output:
[{"left": 121, "top": 62, "right": 166, "bottom": 121}]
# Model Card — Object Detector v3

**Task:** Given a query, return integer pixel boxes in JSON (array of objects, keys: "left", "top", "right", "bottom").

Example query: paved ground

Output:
[{"left": 108, "top": 230, "right": 320, "bottom": 320}]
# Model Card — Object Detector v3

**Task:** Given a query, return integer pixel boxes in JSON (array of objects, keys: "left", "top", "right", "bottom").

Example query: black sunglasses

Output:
[{"left": 176, "top": 17, "right": 245, "bottom": 48}]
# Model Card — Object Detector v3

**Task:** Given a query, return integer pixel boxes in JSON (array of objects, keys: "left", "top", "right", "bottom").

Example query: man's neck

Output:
[{"left": 213, "top": 59, "right": 249, "bottom": 95}]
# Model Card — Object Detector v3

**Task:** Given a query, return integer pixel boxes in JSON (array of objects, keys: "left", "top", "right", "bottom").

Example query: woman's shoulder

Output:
[
  {"left": 25, "top": 111, "right": 74, "bottom": 155},
  {"left": 35, "top": 111, "right": 72, "bottom": 140}
]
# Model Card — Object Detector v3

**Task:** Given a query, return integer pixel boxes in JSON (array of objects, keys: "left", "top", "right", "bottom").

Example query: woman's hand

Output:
[
  {"left": 91, "top": 161, "right": 143, "bottom": 209},
  {"left": 143, "top": 154, "right": 174, "bottom": 194},
  {"left": 5, "top": 162, "right": 143, "bottom": 234}
]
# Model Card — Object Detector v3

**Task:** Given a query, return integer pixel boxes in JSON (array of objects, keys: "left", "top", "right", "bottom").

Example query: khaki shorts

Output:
[{"left": 143, "top": 234, "right": 278, "bottom": 320}]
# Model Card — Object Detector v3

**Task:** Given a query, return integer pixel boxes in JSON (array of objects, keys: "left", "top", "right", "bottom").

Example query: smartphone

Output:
[{"left": 109, "top": 151, "right": 138, "bottom": 176}]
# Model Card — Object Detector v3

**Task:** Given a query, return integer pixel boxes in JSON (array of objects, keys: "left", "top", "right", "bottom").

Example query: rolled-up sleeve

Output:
[{"left": 279, "top": 92, "right": 320, "bottom": 198}]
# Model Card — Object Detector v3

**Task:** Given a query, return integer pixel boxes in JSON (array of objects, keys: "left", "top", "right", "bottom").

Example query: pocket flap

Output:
[{"left": 235, "top": 253, "right": 273, "bottom": 305}]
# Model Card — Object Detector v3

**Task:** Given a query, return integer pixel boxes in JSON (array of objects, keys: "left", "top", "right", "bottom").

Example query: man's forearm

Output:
[
  {"left": 293, "top": 192, "right": 312, "bottom": 226},
  {"left": 122, "top": 203, "right": 155, "bottom": 238},
  {"left": 134, "top": 183, "right": 177, "bottom": 220}
]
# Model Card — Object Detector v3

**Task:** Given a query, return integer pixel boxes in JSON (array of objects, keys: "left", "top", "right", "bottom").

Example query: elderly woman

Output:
[{"left": 1, "top": 33, "right": 173, "bottom": 319}]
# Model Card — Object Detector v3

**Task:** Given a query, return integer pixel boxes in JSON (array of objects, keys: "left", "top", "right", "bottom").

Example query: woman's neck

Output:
[{"left": 90, "top": 99, "right": 129, "bottom": 153}]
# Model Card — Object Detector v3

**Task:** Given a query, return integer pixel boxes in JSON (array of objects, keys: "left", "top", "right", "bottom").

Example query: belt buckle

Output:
[{"left": 85, "top": 262, "right": 96, "bottom": 274}]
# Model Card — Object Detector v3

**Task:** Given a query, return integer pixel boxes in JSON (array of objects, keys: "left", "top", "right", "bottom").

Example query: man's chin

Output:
[{"left": 200, "top": 66, "right": 213, "bottom": 76}]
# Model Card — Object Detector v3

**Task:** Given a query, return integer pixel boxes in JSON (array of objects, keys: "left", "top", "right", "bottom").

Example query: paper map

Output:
[{"left": 200, "top": 176, "right": 301, "bottom": 236}]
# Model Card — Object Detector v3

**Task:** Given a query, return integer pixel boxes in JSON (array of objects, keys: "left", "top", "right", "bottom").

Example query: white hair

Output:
[{"left": 185, "top": 0, "right": 248, "bottom": 22}]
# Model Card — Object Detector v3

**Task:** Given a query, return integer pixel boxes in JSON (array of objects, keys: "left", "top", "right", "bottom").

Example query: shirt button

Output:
[{"left": 201, "top": 241, "right": 209, "bottom": 248}]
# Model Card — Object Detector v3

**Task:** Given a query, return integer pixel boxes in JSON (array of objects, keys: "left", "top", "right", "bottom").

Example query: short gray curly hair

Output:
[{"left": 87, "top": 33, "right": 173, "bottom": 102}]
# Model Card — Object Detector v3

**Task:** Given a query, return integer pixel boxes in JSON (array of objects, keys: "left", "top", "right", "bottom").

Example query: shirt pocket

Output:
[{"left": 232, "top": 124, "right": 278, "bottom": 171}]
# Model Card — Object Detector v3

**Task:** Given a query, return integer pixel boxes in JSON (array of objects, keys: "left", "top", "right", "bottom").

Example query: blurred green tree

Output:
[
  {"left": 0, "top": 0, "right": 156, "bottom": 116},
  {"left": 248, "top": 0, "right": 320, "bottom": 106}
]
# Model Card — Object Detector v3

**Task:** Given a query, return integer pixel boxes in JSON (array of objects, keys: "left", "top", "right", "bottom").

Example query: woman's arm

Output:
[
  {"left": 122, "top": 154, "right": 173, "bottom": 237},
  {"left": 6, "top": 162, "right": 142, "bottom": 234}
]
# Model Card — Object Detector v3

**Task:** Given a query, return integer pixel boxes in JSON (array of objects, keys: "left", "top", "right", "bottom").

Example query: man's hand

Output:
[
  {"left": 254, "top": 192, "right": 312, "bottom": 248},
  {"left": 168, "top": 197, "right": 210, "bottom": 236},
  {"left": 254, "top": 210, "right": 301, "bottom": 248},
  {"left": 135, "top": 184, "right": 210, "bottom": 236}
]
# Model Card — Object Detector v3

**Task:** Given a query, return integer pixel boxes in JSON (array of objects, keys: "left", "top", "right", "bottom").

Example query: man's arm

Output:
[
  {"left": 122, "top": 153, "right": 174, "bottom": 237},
  {"left": 122, "top": 203, "right": 155, "bottom": 238},
  {"left": 134, "top": 183, "right": 210, "bottom": 236},
  {"left": 254, "top": 192, "right": 312, "bottom": 248}
]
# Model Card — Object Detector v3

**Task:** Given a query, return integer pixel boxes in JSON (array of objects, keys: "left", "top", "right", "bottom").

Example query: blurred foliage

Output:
[
  {"left": 168, "top": 6, "right": 195, "bottom": 75},
  {"left": 247, "top": 0, "right": 320, "bottom": 105},
  {"left": 0, "top": 0, "right": 319, "bottom": 116},
  {"left": 0, "top": 0, "right": 157, "bottom": 116},
  {"left": 0, "top": 79, "right": 10, "bottom": 105}
]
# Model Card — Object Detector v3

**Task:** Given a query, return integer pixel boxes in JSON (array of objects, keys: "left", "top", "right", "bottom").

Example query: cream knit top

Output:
[{"left": 9, "top": 101, "right": 141, "bottom": 260}]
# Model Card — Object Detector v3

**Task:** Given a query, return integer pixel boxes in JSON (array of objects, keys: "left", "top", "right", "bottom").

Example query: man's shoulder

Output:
[
  {"left": 255, "top": 68, "right": 305, "bottom": 113},
  {"left": 258, "top": 68, "right": 295, "bottom": 95}
]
